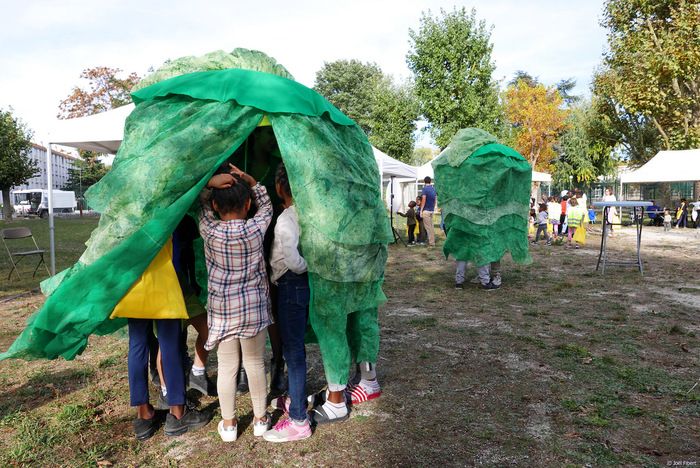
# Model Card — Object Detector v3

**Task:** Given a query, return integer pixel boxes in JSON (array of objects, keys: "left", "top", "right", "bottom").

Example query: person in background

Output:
[
  {"left": 648, "top": 200, "right": 662, "bottom": 227},
  {"left": 675, "top": 198, "right": 688, "bottom": 228},
  {"left": 603, "top": 187, "right": 617, "bottom": 236},
  {"left": 528, "top": 208, "right": 536, "bottom": 240},
  {"left": 559, "top": 194, "right": 568, "bottom": 236},
  {"left": 663, "top": 209, "right": 672, "bottom": 232},
  {"left": 547, "top": 196, "right": 561, "bottom": 242},
  {"left": 588, "top": 205, "right": 596, "bottom": 225},
  {"left": 420, "top": 176, "right": 437, "bottom": 247},
  {"left": 566, "top": 197, "right": 586, "bottom": 249},
  {"left": 397, "top": 201, "right": 418, "bottom": 245},
  {"left": 532, "top": 203, "right": 551, "bottom": 245},
  {"left": 415, "top": 196, "right": 426, "bottom": 244}
]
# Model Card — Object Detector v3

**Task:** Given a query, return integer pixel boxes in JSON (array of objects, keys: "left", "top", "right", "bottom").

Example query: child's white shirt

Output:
[{"left": 270, "top": 205, "right": 307, "bottom": 284}]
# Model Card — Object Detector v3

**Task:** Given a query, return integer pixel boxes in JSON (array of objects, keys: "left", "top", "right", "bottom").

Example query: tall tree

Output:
[
  {"left": 0, "top": 109, "right": 38, "bottom": 220},
  {"left": 596, "top": 0, "right": 700, "bottom": 154},
  {"left": 553, "top": 101, "right": 617, "bottom": 186},
  {"left": 314, "top": 60, "right": 418, "bottom": 162},
  {"left": 57, "top": 67, "right": 140, "bottom": 194},
  {"left": 407, "top": 7, "right": 502, "bottom": 148},
  {"left": 504, "top": 81, "right": 568, "bottom": 171},
  {"left": 555, "top": 78, "right": 581, "bottom": 106},
  {"left": 314, "top": 60, "right": 383, "bottom": 134},
  {"left": 58, "top": 67, "right": 140, "bottom": 119}
]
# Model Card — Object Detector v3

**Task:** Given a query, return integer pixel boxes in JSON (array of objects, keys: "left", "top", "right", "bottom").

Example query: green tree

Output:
[
  {"left": 63, "top": 152, "right": 108, "bottom": 201},
  {"left": 553, "top": 102, "right": 617, "bottom": 187},
  {"left": 407, "top": 7, "right": 502, "bottom": 148},
  {"left": 0, "top": 109, "right": 38, "bottom": 220},
  {"left": 596, "top": 0, "right": 700, "bottom": 155},
  {"left": 411, "top": 147, "right": 436, "bottom": 166},
  {"left": 314, "top": 60, "right": 418, "bottom": 162},
  {"left": 314, "top": 60, "right": 383, "bottom": 134}
]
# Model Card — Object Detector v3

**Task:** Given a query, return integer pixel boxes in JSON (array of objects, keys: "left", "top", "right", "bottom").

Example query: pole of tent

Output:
[{"left": 46, "top": 141, "right": 56, "bottom": 275}]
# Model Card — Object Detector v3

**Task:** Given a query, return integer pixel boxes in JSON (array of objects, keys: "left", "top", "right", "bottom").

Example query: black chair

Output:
[{"left": 2, "top": 227, "right": 51, "bottom": 280}]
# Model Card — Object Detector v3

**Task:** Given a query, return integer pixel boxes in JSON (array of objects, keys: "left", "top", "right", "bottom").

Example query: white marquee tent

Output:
[{"left": 620, "top": 149, "right": 700, "bottom": 184}]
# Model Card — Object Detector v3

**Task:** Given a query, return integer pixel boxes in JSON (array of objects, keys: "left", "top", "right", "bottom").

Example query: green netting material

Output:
[
  {"left": 1, "top": 50, "right": 390, "bottom": 361},
  {"left": 433, "top": 128, "right": 532, "bottom": 267}
]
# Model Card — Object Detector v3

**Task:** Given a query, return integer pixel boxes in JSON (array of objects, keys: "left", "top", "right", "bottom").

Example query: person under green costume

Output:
[
  {"left": 0, "top": 49, "right": 389, "bottom": 423},
  {"left": 432, "top": 128, "right": 532, "bottom": 290}
]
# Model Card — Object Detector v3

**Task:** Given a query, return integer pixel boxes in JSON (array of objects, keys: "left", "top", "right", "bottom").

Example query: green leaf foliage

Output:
[
  {"left": 595, "top": 0, "right": 700, "bottom": 158},
  {"left": 407, "top": 7, "right": 502, "bottom": 148},
  {"left": 0, "top": 109, "right": 37, "bottom": 220},
  {"left": 314, "top": 60, "right": 418, "bottom": 162}
]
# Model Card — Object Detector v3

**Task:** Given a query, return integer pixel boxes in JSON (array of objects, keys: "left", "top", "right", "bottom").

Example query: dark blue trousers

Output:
[
  {"left": 128, "top": 318, "right": 185, "bottom": 407},
  {"left": 277, "top": 271, "right": 310, "bottom": 421}
]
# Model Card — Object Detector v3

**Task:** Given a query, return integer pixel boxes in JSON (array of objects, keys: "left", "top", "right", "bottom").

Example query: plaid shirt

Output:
[{"left": 199, "top": 183, "right": 273, "bottom": 350}]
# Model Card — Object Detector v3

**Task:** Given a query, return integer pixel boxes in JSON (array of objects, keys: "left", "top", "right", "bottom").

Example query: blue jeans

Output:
[
  {"left": 277, "top": 271, "right": 310, "bottom": 421},
  {"left": 128, "top": 318, "right": 185, "bottom": 407}
]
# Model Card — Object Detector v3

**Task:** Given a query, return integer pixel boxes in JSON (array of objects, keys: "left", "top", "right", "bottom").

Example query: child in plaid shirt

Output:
[{"left": 200, "top": 164, "right": 273, "bottom": 442}]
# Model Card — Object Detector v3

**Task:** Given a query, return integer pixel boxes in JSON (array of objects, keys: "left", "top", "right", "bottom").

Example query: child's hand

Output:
[
  {"left": 208, "top": 173, "right": 236, "bottom": 189},
  {"left": 228, "top": 164, "right": 257, "bottom": 187}
]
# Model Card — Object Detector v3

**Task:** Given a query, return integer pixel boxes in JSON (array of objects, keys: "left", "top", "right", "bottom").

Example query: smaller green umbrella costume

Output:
[
  {"left": 1, "top": 49, "right": 391, "bottom": 389},
  {"left": 432, "top": 128, "right": 532, "bottom": 266}
]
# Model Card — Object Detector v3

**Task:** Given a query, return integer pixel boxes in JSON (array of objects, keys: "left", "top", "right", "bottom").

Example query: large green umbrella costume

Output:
[
  {"left": 1, "top": 49, "right": 391, "bottom": 386},
  {"left": 433, "top": 128, "right": 532, "bottom": 266}
]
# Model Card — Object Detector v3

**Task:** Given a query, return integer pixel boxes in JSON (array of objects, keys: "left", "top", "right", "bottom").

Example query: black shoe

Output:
[
  {"left": 270, "top": 364, "right": 287, "bottom": 394},
  {"left": 455, "top": 283, "right": 464, "bottom": 289},
  {"left": 164, "top": 408, "right": 212, "bottom": 437},
  {"left": 156, "top": 392, "right": 200, "bottom": 411},
  {"left": 237, "top": 368, "right": 249, "bottom": 394},
  {"left": 133, "top": 416, "right": 157, "bottom": 441},
  {"left": 481, "top": 281, "right": 500, "bottom": 291},
  {"left": 188, "top": 370, "right": 217, "bottom": 396}
]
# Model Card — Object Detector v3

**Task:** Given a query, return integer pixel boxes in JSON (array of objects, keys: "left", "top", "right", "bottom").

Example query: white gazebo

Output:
[{"left": 621, "top": 149, "right": 700, "bottom": 184}]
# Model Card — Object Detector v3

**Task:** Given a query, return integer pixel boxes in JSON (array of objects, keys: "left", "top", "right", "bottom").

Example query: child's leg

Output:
[
  {"left": 476, "top": 263, "right": 491, "bottom": 286},
  {"left": 568, "top": 227, "right": 575, "bottom": 244},
  {"left": 455, "top": 260, "right": 467, "bottom": 285},
  {"left": 155, "top": 319, "right": 186, "bottom": 410},
  {"left": 127, "top": 319, "right": 153, "bottom": 416},
  {"left": 408, "top": 224, "right": 415, "bottom": 243},
  {"left": 188, "top": 314, "right": 209, "bottom": 370},
  {"left": 277, "top": 274, "right": 309, "bottom": 422},
  {"left": 346, "top": 308, "right": 381, "bottom": 404},
  {"left": 240, "top": 330, "right": 269, "bottom": 421},
  {"left": 217, "top": 339, "right": 242, "bottom": 427}
]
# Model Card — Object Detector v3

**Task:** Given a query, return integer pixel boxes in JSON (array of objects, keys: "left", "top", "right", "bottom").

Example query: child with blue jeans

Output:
[{"left": 263, "top": 163, "right": 313, "bottom": 442}]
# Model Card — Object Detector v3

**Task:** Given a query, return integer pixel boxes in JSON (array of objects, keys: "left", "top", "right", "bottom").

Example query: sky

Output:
[{"left": 0, "top": 0, "right": 608, "bottom": 147}]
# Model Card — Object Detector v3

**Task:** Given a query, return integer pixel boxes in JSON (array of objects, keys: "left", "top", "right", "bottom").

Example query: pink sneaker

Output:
[{"left": 262, "top": 417, "right": 312, "bottom": 443}]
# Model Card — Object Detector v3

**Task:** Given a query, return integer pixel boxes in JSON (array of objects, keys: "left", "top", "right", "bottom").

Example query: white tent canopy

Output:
[
  {"left": 49, "top": 104, "right": 133, "bottom": 154},
  {"left": 373, "top": 147, "right": 417, "bottom": 179},
  {"left": 532, "top": 171, "right": 552, "bottom": 183},
  {"left": 417, "top": 159, "right": 434, "bottom": 180},
  {"left": 621, "top": 149, "right": 700, "bottom": 183}
]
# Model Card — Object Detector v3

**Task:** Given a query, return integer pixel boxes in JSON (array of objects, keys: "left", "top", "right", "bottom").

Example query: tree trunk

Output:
[{"left": 1, "top": 187, "right": 14, "bottom": 221}]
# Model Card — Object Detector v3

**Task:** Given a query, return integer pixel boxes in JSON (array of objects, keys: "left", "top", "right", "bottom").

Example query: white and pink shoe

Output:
[{"left": 262, "top": 417, "right": 312, "bottom": 443}]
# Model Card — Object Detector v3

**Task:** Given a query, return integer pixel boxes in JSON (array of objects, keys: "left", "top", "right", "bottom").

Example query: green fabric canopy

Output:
[
  {"left": 1, "top": 49, "right": 391, "bottom": 361},
  {"left": 433, "top": 128, "right": 532, "bottom": 267}
]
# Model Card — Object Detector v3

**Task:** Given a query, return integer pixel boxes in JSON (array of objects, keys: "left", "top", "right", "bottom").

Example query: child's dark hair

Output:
[
  {"left": 408, "top": 200, "right": 416, "bottom": 208},
  {"left": 275, "top": 162, "right": 292, "bottom": 198},
  {"left": 211, "top": 175, "right": 251, "bottom": 215},
  {"left": 530, "top": 208, "right": 536, "bottom": 217},
  {"left": 538, "top": 203, "right": 547, "bottom": 212}
]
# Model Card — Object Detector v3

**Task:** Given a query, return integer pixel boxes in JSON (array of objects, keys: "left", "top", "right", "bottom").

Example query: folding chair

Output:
[{"left": 2, "top": 227, "right": 51, "bottom": 280}]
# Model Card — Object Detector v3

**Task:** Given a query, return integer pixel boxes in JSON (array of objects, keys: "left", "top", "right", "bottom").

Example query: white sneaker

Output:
[
  {"left": 253, "top": 414, "right": 271, "bottom": 437},
  {"left": 492, "top": 273, "right": 502, "bottom": 287},
  {"left": 218, "top": 420, "right": 237, "bottom": 442}
]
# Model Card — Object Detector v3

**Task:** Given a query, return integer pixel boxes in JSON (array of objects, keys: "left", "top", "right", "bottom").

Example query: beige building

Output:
[{"left": 12, "top": 144, "right": 78, "bottom": 191}]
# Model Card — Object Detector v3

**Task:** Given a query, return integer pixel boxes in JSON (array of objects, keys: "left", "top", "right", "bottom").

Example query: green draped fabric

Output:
[
  {"left": 1, "top": 51, "right": 390, "bottom": 361},
  {"left": 433, "top": 128, "right": 532, "bottom": 267}
]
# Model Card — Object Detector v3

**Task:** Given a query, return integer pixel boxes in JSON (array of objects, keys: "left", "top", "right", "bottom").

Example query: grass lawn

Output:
[
  {"left": 0, "top": 219, "right": 698, "bottom": 466},
  {"left": 0, "top": 217, "right": 99, "bottom": 299}
]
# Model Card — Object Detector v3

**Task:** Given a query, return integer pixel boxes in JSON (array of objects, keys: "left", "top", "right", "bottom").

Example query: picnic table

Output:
[{"left": 593, "top": 201, "right": 653, "bottom": 274}]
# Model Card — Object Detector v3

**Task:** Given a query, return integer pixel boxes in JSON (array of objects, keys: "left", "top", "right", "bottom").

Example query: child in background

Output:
[
  {"left": 588, "top": 206, "right": 596, "bottom": 225},
  {"left": 263, "top": 164, "right": 313, "bottom": 443},
  {"left": 415, "top": 196, "right": 426, "bottom": 244},
  {"left": 528, "top": 208, "right": 536, "bottom": 240},
  {"left": 532, "top": 203, "right": 551, "bottom": 245},
  {"left": 566, "top": 197, "right": 586, "bottom": 249},
  {"left": 664, "top": 209, "right": 672, "bottom": 232},
  {"left": 547, "top": 196, "right": 561, "bottom": 242},
  {"left": 200, "top": 165, "right": 273, "bottom": 442},
  {"left": 397, "top": 201, "right": 418, "bottom": 245}
]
